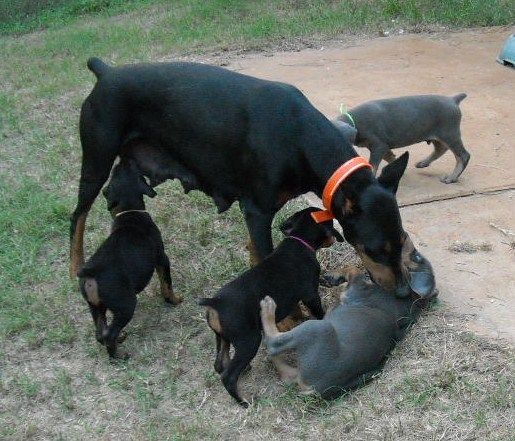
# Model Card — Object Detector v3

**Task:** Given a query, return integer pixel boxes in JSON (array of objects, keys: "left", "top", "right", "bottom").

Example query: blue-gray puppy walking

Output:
[{"left": 333, "top": 94, "right": 470, "bottom": 183}]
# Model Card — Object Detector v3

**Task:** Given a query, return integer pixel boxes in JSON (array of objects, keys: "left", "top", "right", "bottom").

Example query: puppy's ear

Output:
[
  {"left": 139, "top": 176, "right": 157, "bottom": 198},
  {"left": 279, "top": 210, "right": 306, "bottom": 235},
  {"left": 377, "top": 152, "right": 409, "bottom": 195},
  {"left": 321, "top": 221, "right": 344, "bottom": 242},
  {"left": 279, "top": 217, "right": 295, "bottom": 236}
]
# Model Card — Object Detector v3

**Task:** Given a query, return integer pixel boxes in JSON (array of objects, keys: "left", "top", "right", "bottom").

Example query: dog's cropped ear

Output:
[
  {"left": 139, "top": 176, "right": 157, "bottom": 198},
  {"left": 332, "top": 119, "right": 357, "bottom": 145},
  {"left": 377, "top": 151, "right": 409, "bottom": 195}
]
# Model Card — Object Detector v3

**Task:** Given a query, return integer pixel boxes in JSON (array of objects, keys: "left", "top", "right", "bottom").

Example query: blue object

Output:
[{"left": 497, "top": 34, "right": 515, "bottom": 68}]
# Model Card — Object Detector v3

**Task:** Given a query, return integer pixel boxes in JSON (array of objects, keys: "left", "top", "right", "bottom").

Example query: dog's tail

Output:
[
  {"left": 453, "top": 93, "right": 467, "bottom": 105},
  {"left": 87, "top": 57, "right": 110, "bottom": 79}
]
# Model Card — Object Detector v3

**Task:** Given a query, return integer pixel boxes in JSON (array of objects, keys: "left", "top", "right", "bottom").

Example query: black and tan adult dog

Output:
[
  {"left": 70, "top": 58, "right": 413, "bottom": 295},
  {"left": 199, "top": 208, "right": 343, "bottom": 406},
  {"left": 260, "top": 235, "right": 436, "bottom": 399},
  {"left": 78, "top": 158, "right": 182, "bottom": 359}
]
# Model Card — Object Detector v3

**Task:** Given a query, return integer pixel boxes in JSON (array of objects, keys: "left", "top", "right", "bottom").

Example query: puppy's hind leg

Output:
[
  {"left": 260, "top": 296, "right": 299, "bottom": 355},
  {"left": 104, "top": 295, "right": 137, "bottom": 360},
  {"left": 156, "top": 253, "right": 183, "bottom": 305},
  {"left": 416, "top": 140, "right": 447, "bottom": 169},
  {"left": 303, "top": 295, "right": 324, "bottom": 320},
  {"left": 88, "top": 303, "right": 108, "bottom": 344},
  {"left": 221, "top": 333, "right": 261, "bottom": 407},
  {"left": 214, "top": 334, "right": 230, "bottom": 374},
  {"left": 440, "top": 136, "right": 470, "bottom": 184}
]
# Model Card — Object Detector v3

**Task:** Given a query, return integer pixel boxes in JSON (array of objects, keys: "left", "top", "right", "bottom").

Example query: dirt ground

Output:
[{"left": 224, "top": 27, "right": 515, "bottom": 343}]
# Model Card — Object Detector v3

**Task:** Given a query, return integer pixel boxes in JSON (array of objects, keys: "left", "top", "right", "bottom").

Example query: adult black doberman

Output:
[{"left": 70, "top": 58, "right": 412, "bottom": 294}]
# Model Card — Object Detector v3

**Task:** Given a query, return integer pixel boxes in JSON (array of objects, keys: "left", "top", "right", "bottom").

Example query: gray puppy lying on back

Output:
[
  {"left": 333, "top": 94, "right": 470, "bottom": 183},
  {"left": 259, "top": 234, "right": 436, "bottom": 399}
]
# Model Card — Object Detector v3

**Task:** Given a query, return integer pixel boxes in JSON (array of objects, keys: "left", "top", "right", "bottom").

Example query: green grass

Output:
[
  {"left": 2, "top": 0, "right": 514, "bottom": 36},
  {"left": 0, "top": 1, "right": 514, "bottom": 439}
]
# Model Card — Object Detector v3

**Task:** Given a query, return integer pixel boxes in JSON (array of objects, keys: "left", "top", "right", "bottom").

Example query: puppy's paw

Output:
[
  {"left": 320, "top": 270, "right": 346, "bottom": 287},
  {"left": 440, "top": 175, "right": 457, "bottom": 184},
  {"left": 260, "top": 296, "right": 277, "bottom": 319},
  {"left": 415, "top": 160, "right": 430, "bottom": 168}
]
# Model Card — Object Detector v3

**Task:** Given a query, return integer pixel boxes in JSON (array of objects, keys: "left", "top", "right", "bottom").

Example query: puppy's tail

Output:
[
  {"left": 87, "top": 57, "right": 110, "bottom": 79},
  {"left": 453, "top": 93, "right": 467, "bottom": 105}
]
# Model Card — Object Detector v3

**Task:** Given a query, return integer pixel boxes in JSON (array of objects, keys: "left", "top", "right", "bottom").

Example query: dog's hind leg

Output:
[
  {"left": 221, "top": 333, "right": 261, "bottom": 407},
  {"left": 260, "top": 296, "right": 299, "bottom": 355},
  {"left": 103, "top": 293, "right": 137, "bottom": 359},
  {"left": 214, "top": 334, "right": 230, "bottom": 374},
  {"left": 440, "top": 136, "right": 470, "bottom": 184},
  {"left": 303, "top": 296, "right": 324, "bottom": 319},
  {"left": 270, "top": 355, "right": 299, "bottom": 383},
  {"left": 87, "top": 303, "right": 108, "bottom": 344},
  {"left": 156, "top": 253, "right": 183, "bottom": 305},
  {"left": 415, "top": 140, "right": 447, "bottom": 169}
]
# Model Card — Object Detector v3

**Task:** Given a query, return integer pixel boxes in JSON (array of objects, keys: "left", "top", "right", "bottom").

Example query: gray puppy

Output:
[
  {"left": 333, "top": 94, "right": 470, "bottom": 183},
  {"left": 259, "top": 235, "right": 436, "bottom": 399}
]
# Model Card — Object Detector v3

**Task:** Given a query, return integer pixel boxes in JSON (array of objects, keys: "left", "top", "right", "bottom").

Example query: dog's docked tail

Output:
[
  {"left": 453, "top": 93, "right": 467, "bottom": 105},
  {"left": 87, "top": 57, "right": 110, "bottom": 79}
]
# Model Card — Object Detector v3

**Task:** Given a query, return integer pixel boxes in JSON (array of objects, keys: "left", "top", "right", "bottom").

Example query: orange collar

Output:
[{"left": 311, "top": 156, "right": 372, "bottom": 223}]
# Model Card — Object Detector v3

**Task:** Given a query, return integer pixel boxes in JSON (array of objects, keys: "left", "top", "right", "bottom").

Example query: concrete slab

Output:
[
  {"left": 223, "top": 29, "right": 515, "bottom": 342},
  {"left": 230, "top": 28, "right": 515, "bottom": 205},
  {"left": 401, "top": 190, "right": 515, "bottom": 342}
]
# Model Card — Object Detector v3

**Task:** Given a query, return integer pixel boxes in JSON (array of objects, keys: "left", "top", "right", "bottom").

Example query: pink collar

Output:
[{"left": 287, "top": 236, "right": 316, "bottom": 253}]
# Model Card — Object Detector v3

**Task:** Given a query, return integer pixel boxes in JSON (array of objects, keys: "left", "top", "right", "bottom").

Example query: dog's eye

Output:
[{"left": 411, "top": 250, "right": 423, "bottom": 263}]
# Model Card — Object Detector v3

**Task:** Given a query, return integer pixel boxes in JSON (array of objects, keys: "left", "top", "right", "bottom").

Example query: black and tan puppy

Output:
[
  {"left": 260, "top": 234, "right": 436, "bottom": 399},
  {"left": 199, "top": 208, "right": 343, "bottom": 406},
  {"left": 78, "top": 159, "right": 182, "bottom": 359}
]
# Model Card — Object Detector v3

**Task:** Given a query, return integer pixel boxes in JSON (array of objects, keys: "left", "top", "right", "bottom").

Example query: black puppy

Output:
[
  {"left": 71, "top": 58, "right": 412, "bottom": 301},
  {"left": 260, "top": 234, "right": 436, "bottom": 399},
  {"left": 78, "top": 159, "right": 182, "bottom": 359},
  {"left": 199, "top": 208, "right": 343, "bottom": 406}
]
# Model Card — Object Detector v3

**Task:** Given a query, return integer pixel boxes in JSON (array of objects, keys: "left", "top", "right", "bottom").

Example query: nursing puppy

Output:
[
  {"left": 334, "top": 94, "right": 470, "bottom": 183},
  {"left": 78, "top": 159, "right": 182, "bottom": 359},
  {"left": 199, "top": 207, "right": 343, "bottom": 406},
  {"left": 260, "top": 235, "right": 436, "bottom": 399}
]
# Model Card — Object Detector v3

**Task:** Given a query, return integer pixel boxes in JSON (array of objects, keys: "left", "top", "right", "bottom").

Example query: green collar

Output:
[{"left": 339, "top": 103, "right": 356, "bottom": 128}]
